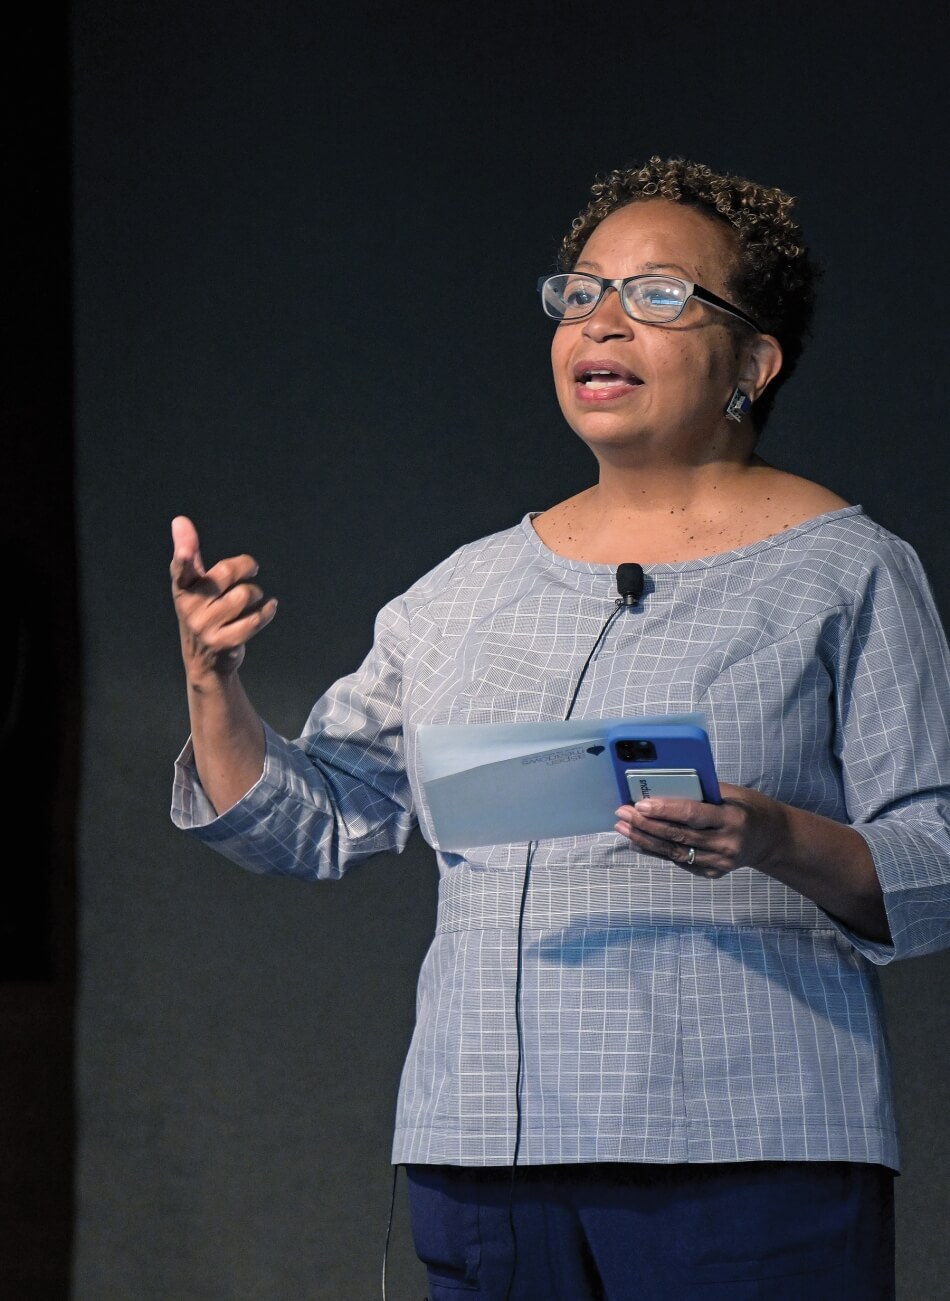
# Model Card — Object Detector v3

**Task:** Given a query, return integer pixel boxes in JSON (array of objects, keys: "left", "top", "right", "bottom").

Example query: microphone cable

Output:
[
  {"left": 381, "top": 1162, "right": 398, "bottom": 1301},
  {"left": 503, "top": 563, "right": 643, "bottom": 1299},
  {"left": 380, "top": 564, "right": 645, "bottom": 1301}
]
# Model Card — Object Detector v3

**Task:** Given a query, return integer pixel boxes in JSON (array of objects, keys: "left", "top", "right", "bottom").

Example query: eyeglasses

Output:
[{"left": 537, "top": 272, "right": 761, "bottom": 332}]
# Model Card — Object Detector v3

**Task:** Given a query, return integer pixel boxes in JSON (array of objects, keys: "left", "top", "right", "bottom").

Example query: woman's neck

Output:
[
  {"left": 533, "top": 458, "right": 848, "bottom": 565},
  {"left": 592, "top": 453, "right": 759, "bottom": 514}
]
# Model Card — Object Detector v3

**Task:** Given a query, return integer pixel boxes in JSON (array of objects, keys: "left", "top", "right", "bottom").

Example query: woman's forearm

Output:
[
  {"left": 170, "top": 514, "right": 276, "bottom": 815},
  {"left": 757, "top": 800, "right": 890, "bottom": 943},
  {"left": 186, "top": 669, "right": 266, "bottom": 817},
  {"left": 616, "top": 783, "right": 891, "bottom": 944}
]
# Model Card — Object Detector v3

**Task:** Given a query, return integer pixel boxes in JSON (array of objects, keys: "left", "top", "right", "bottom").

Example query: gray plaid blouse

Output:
[{"left": 173, "top": 506, "right": 950, "bottom": 1170}]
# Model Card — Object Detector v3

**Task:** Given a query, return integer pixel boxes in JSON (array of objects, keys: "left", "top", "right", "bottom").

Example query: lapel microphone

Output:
[{"left": 616, "top": 563, "right": 645, "bottom": 606}]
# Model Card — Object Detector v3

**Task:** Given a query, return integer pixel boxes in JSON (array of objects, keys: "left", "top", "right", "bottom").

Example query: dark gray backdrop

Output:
[{"left": 72, "top": 3, "right": 949, "bottom": 1297}]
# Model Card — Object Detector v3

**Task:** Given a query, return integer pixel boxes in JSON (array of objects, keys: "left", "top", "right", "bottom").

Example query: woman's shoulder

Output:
[
  {"left": 747, "top": 462, "right": 851, "bottom": 520},
  {"left": 748, "top": 474, "right": 938, "bottom": 612},
  {"left": 394, "top": 515, "right": 540, "bottom": 604},
  {"left": 748, "top": 467, "right": 928, "bottom": 572}
]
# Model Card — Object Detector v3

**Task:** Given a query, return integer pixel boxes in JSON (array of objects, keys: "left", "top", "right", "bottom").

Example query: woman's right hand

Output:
[
  {"left": 170, "top": 516, "right": 275, "bottom": 814},
  {"left": 170, "top": 515, "right": 278, "bottom": 687}
]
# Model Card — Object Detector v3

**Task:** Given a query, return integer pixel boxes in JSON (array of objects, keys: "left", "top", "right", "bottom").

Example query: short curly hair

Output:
[{"left": 557, "top": 156, "right": 821, "bottom": 433}]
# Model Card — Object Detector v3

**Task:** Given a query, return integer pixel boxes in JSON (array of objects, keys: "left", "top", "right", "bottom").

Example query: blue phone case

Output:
[{"left": 605, "top": 722, "right": 722, "bottom": 805}]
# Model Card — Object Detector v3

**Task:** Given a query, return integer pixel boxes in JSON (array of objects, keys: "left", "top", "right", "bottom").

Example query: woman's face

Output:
[{"left": 550, "top": 199, "right": 770, "bottom": 464}]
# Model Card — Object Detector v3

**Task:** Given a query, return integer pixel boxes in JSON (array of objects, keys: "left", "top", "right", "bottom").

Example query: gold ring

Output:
[{"left": 685, "top": 847, "right": 696, "bottom": 866}]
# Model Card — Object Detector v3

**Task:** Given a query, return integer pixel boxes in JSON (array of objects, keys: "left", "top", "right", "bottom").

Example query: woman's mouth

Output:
[{"left": 573, "top": 361, "right": 643, "bottom": 401}]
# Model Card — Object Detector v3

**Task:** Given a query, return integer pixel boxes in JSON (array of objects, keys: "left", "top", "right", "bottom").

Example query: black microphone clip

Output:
[{"left": 616, "top": 563, "right": 645, "bottom": 607}]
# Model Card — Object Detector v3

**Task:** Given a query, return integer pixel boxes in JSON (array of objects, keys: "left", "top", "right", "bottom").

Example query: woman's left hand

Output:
[
  {"left": 614, "top": 782, "right": 788, "bottom": 880},
  {"left": 615, "top": 781, "right": 889, "bottom": 940}
]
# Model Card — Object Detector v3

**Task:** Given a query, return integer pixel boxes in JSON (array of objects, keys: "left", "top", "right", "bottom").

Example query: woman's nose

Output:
[{"left": 582, "top": 288, "right": 635, "bottom": 340}]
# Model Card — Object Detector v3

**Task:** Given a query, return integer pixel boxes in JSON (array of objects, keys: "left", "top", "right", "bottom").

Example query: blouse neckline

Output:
[{"left": 520, "top": 504, "right": 867, "bottom": 577}]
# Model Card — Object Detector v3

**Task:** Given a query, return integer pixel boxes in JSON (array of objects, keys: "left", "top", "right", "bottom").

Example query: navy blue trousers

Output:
[{"left": 405, "top": 1161, "right": 895, "bottom": 1300}]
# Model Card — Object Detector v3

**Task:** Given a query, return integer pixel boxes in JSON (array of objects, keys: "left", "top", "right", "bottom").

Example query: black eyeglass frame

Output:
[{"left": 537, "top": 273, "right": 762, "bottom": 333}]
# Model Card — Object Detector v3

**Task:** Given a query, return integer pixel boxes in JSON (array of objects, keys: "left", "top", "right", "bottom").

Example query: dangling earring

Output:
[{"left": 725, "top": 387, "right": 752, "bottom": 423}]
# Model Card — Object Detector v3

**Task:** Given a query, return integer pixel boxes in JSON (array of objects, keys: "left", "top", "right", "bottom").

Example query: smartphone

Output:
[{"left": 605, "top": 722, "right": 722, "bottom": 806}]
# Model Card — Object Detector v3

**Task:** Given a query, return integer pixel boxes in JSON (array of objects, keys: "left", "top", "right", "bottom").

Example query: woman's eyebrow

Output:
[
  {"left": 640, "top": 261, "right": 693, "bottom": 276},
  {"left": 574, "top": 258, "right": 694, "bottom": 277}
]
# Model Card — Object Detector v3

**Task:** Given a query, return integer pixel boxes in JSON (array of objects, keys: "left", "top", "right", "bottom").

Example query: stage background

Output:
[{"left": 61, "top": 2, "right": 950, "bottom": 1296}]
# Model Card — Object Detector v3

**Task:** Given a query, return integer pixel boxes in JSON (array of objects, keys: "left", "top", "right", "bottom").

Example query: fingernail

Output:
[{"left": 636, "top": 800, "right": 655, "bottom": 813}]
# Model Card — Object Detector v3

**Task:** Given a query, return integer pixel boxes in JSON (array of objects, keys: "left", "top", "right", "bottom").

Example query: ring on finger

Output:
[{"left": 683, "top": 847, "right": 725, "bottom": 881}]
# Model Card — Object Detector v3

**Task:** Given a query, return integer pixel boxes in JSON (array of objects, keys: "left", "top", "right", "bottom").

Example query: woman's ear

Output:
[{"left": 740, "top": 333, "right": 783, "bottom": 402}]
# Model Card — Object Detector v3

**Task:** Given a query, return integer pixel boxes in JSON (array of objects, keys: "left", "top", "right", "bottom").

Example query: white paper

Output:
[{"left": 418, "top": 713, "right": 706, "bottom": 849}]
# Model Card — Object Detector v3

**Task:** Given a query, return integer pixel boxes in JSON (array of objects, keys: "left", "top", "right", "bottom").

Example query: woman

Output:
[{"left": 170, "top": 157, "right": 950, "bottom": 1299}]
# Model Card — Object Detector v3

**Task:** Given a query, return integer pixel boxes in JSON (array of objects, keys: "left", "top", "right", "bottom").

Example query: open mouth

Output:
[
  {"left": 578, "top": 368, "right": 642, "bottom": 389},
  {"left": 572, "top": 362, "right": 643, "bottom": 395}
]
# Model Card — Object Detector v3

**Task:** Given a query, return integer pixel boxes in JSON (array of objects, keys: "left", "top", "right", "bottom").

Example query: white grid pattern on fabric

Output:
[{"left": 172, "top": 506, "right": 950, "bottom": 1170}]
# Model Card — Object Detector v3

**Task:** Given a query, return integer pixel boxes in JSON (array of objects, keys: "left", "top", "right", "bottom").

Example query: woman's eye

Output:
[
  {"left": 566, "top": 287, "right": 597, "bottom": 307},
  {"left": 641, "top": 285, "right": 683, "bottom": 308}
]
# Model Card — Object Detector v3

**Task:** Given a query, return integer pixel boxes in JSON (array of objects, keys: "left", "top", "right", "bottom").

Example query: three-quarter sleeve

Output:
[
  {"left": 171, "top": 588, "right": 419, "bottom": 879},
  {"left": 831, "top": 536, "right": 950, "bottom": 962}
]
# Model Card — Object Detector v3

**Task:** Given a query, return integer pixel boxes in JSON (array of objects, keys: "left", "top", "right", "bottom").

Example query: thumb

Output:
[{"left": 170, "top": 515, "right": 206, "bottom": 584}]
